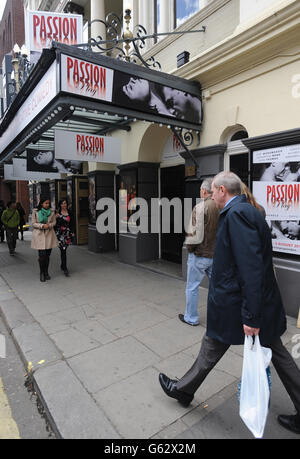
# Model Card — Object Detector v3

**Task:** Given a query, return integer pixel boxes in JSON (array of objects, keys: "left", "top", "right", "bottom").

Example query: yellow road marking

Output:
[{"left": 0, "top": 377, "right": 20, "bottom": 439}]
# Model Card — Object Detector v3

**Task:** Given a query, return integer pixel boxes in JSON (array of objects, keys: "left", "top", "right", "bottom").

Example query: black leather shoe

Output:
[
  {"left": 278, "top": 414, "right": 300, "bottom": 434},
  {"left": 45, "top": 273, "right": 51, "bottom": 280},
  {"left": 159, "top": 373, "right": 193, "bottom": 407},
  {"left": 40, "top": 272, "right": 46, "bottom": 282},
  {"left": 178, "top": 314, "right": 199, "bottom": 326}
]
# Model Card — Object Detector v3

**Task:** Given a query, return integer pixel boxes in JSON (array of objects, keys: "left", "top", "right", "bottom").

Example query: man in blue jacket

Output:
[{"left": 159, "top": 171, "right": 300, "bottom": 435}]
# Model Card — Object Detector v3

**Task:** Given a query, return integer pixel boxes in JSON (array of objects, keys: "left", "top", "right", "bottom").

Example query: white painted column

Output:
[
  {"left": 139, "top": 0, "right": 154, "bottom": 51},
  {"left": 159, "top": 0, "right": 172, "bottom": 34},
  {"left": 91, "top": 0, "right": 106, "bottom": 41}
]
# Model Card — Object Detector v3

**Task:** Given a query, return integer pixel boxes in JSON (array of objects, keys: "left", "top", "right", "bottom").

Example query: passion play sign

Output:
[
  {"left": 55, "top": 130, "right": 122, "bottom": 164},
  {"left": 26, "top": 11, "right": 83, "bottom": 52},
  {"left": 59, "top": 52, "right": 202, "bottom": 126},
  {"left": 61, "top": 54, "right": 114, "bottom": 101}
]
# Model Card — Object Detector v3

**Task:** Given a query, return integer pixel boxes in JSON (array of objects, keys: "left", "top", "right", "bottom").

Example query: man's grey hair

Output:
[
  {"left": 201, "top": 177, "right": 213, "bottom": 194},
  {"left": 213, "top": 171, "right": 242, "bottom": 196}
]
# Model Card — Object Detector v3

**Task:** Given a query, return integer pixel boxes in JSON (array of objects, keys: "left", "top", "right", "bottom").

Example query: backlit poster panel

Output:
[
  {"left": 112, "top": 70, "right": 202, "bottom": 125},
  {"left": 54, "top": 130, "right": 122, "bottom": 164},
  {"left": 26, "top": 11, "right": 83, "bottom": 53},
  {"left": 26, "top": 149, "right": 82, "bottom": 174},
  {"left": 13, "top": 158, "right": 61, "bottom": 180},
  {"left": 252, "top": 144, "right": 300, "bottom": 256},
  {"left": 60, "top": 53, "right": 202, "bottom": 126},
  {"left": 61, "top": 54, "right": 114, "bottom": 102}
]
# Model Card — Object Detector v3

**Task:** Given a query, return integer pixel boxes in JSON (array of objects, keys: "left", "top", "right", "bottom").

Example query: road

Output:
[{"left": 0, "top": 315, "right": 55, "bottom": 439}]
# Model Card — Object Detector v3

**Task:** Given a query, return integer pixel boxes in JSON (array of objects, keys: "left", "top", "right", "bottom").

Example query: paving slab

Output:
[
  {"left": 94, "top": 367, "right": 193, "bottom": 439},
  {"left": 12, "top": 322, "right": 62, "bottom": 368},
  {"left": 34, "top": 361, "right": 120, "bottom": 439},
  {"left": 68, "top": 336, "right": 160, "bottom": 394},
  {"left": 0, "top": 297, "right": 34, "bottom": 331}
]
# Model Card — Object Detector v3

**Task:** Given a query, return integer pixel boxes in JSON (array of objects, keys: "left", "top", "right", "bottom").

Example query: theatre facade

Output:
[{"left": 1, "top": 0, "right": 300, "bottom": 320}]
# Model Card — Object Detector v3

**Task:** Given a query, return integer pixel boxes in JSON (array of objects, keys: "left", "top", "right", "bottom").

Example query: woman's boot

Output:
[
  {"left": 44, "top": 255, "right": 51, "bottom": 280},
  {"left": 39, "top": 257, "right": 46, "bottom": 282}
]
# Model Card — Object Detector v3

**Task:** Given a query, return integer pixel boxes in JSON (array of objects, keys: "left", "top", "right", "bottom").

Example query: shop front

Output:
[{"left": 0, "top": 40, "right": 203, "bottom": 264}]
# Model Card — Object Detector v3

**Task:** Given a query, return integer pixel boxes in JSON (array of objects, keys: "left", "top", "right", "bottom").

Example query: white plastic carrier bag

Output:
[{"left": 239, "top": 335, "right": 272, "bottom": 439}]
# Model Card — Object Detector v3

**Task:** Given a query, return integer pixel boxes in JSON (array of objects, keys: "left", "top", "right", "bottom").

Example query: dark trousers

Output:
[
  {"left": 38, "top": 249, "right": 52, "bottom": 274},
  {"left": 6, "top": 227, "right": 18, "bottom": 253},
  {"left": 0, "top": 224, "right": 4, "bottom": 242},
  {"left": 176, "top": 335, "right": 300, "bottom": 414},
  {"left": 59, "top": 246, "right": 68, "bottom": 271}
]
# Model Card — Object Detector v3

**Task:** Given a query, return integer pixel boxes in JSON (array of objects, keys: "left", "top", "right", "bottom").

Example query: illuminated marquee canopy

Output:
[{"left": 0, "top": 42, "right": 202, "bottom": 165}]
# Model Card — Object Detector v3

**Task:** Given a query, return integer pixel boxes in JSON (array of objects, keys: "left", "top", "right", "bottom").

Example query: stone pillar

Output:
[
  {"left": 139, "top": 0, "right": 154, "bottom": 51},
  {"left": 159, "top": 0, "right": 172, "bottom": 33},
  {"left": 91, "top": 0, "right": 106, "bottom": 41}
]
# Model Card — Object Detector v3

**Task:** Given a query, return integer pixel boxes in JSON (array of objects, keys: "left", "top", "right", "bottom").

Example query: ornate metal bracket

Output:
[
  {"left": 172, "top": 127, "right": 200, "bottom": 170},
  {"left": 74, "top": 12, "right": 162, "bottom": 70},
  {"left": 73, "top": 9, "right": 206, "bottom": 72}
]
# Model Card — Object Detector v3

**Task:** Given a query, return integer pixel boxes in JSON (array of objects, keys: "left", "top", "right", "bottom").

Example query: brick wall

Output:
[
  {"left": 0, "top": 0, "right": 25, "bottom": 63},
  {"left": 0, "top": 179, "right": 13, "bottom": 205},
  {"left": 16, "top": 180, "right": 29, "bottom": 221}
]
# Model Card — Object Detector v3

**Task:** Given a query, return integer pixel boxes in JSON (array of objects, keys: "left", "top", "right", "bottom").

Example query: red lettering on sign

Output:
[
  {"left": 33, "top": 15, "right": 40, "bottom": 42},
  {"left": 32, "top": 14, "right": 80, "bottom": 50},
  {"left": 65, "top": 57, "right": 107, "bottom": 97},
  {"left": 76, "top": 134, "right": 105, "bottom": 157}
]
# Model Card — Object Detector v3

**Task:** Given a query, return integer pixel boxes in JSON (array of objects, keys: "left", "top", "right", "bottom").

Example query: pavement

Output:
[{"left": 0, "top": 232, "right": 299, "bottom": 440}]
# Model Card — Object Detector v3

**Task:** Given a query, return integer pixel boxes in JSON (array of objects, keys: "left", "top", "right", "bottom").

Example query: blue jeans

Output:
[{"left": 184, "top": 253, "right": 213, "bottom": 325}]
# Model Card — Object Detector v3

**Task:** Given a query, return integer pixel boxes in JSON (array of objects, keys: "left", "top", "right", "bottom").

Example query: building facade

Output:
[{"left": 1, "top": 0, "right": 299, "bottom": 317}]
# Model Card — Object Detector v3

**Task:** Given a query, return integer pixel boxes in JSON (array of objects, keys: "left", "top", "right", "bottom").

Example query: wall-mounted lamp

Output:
[{"left": 11, "top": 43, "right": 31, "bottom": 94}]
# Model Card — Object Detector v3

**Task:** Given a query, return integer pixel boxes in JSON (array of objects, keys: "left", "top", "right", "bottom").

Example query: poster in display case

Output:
[
  {"left": 252, "top": 144, "right": 300, "bottom": 256},
  {"left": 119, "top": 170, "right": 137, "bottom": 233}
]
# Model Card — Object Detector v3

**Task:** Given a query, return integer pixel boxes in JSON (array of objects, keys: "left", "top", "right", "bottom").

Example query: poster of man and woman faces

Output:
[
  {"left": 252, "top": 144, "right": 300, "bottom": 256},
  {"left": 112, "top": 71, "right": 202, "bottom": 126},
  {"left": 26, "top": 149, "right": 83, "bottom": 175}
]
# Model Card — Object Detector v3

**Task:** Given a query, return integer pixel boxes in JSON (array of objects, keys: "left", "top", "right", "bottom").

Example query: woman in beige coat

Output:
[{"left": 31, "top": 197, "right": 58, "bottom": 282}]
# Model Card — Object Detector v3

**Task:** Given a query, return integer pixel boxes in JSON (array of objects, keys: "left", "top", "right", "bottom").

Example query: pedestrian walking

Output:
[
  {"left": 179, "top": 178, "right": 219, "bottom": 326},
  {"left": 0, "top": 200, "right": 5, "bottom": 242},
  {"left": 1, "top": 201, "right": 20, "bottom": 255},
  {"left": 16, "top": 202, "right": 26, "bottom": 240},
  {"left": 55, "top": 199, "right": 74, "bottom": 277},
  {"left": 31, "top": 197, "right": 58, "bottom": 282},
  {"left": 159, "top": 171, "right": 300, "bottom": 435}
]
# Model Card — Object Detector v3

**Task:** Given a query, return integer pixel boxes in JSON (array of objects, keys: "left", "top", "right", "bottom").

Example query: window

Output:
[
  {"left": 175, "top": 0, "right": 200, "bottom": 28},
  {"left": 154, "top": 1, "right": 202, "bottom": 40}
]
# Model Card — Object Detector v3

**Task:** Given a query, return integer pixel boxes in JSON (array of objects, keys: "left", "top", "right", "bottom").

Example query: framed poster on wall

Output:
[{"left": 252, "top": 144, "right": 300, "bottom": 256}]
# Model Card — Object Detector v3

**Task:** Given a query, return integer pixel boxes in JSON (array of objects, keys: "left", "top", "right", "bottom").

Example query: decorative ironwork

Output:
[
  {"left": 74, "top": 11, "right": 162, "bottom": 70},
  {"left": 172, "top": 127, "right": 200, "bottom": 169},
  {"left": 73, "top": 9, "right": 206, "bottom": 71}
]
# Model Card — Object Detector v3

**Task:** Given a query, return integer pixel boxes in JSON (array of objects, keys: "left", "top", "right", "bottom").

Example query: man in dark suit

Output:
[{"left": 159, "top": 171, "right": 300, "bottom": 435}]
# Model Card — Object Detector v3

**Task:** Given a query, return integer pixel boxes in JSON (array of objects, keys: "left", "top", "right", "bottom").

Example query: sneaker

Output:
[{"left": 178, "top": 314, "right": 199, "bottom": 326}]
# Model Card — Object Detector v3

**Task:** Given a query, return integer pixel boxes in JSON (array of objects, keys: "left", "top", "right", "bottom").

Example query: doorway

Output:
[
  {"left": 229, "top": 153, "right": 249, "bottom": 185},
  {"left": 160, "top": 165, "right": 185, "bottom": 263},
  {"left": 224, "top": 140, "right": 250, "bottom": 186}
]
